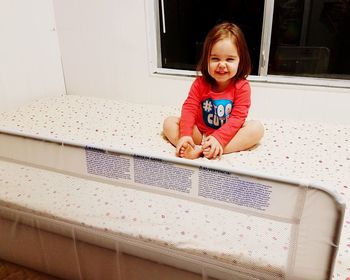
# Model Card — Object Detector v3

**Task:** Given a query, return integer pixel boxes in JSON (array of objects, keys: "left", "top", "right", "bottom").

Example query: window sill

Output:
[{"left": 152, "top": 68, "right": 350, "bottom": 90}]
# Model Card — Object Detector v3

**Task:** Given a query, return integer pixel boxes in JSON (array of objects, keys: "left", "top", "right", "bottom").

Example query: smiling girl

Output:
[{"left": 163, "top": 22, "right": 264, "bottom": 160}]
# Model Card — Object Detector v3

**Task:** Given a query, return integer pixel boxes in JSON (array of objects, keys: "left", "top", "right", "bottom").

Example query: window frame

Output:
[{"left": 145, "top": 0, "right": 350, "bottom": 89}]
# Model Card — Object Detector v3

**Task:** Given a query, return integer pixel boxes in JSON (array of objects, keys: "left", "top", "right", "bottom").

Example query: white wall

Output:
[
  {"left": 53, "top": 0, "right": 191, "bottom": 106},
  {"left": 250, "top": 83, "right": 350, "bottom": 123},
  {"left": 52, "top": 0, "right": 350, "bottom": 124},
  {"left": 0, "top": 0, "right": 65, "bottom": 111}
]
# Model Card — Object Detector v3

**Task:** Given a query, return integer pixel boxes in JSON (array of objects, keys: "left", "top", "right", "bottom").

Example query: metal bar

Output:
[
  {"left": 160, "top": 0, "right": 166, "bottom": 33},
  {"left": 258, "top": 0, "right": 275, "bottom": 76}
]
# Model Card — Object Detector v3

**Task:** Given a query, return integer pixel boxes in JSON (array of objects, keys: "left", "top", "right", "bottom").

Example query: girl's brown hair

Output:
[{"left": 197, "top": 22, "right": 251, "bottom": 84}]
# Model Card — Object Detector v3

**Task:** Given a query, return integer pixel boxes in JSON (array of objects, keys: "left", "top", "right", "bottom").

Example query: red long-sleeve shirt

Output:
[{"left": 180, "top": 77, "right": 251, "bottom": 147}]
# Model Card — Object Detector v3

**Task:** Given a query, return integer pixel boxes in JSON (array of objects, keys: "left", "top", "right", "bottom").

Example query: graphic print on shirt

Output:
[{"left": 202, "top": 98, "right": 233, "bottom": 129}]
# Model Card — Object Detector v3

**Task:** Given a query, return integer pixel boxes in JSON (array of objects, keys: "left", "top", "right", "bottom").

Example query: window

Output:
[
  {"left": 269, "top": 0, "right": 350, "bottom": 80},
  {"left": 154, "top": 0, "right": 350, "bottom": 86}
]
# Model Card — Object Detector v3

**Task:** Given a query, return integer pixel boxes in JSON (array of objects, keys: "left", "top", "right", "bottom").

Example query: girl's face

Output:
[{"left": 208, "top": 38, "right": 240, "bottom": 91}]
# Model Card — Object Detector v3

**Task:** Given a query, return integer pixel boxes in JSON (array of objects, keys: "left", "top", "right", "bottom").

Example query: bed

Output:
[{"left": 0, "top": 95, "right": 348, "bottom": 280}]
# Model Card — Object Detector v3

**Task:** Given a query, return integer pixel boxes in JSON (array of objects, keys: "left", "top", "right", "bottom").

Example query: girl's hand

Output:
[
  {"left": 176, "top": 136, "right": 195, "bottom": 157},
  {"left": 202, "top": 136, "right": 223, "bottom": 159}
]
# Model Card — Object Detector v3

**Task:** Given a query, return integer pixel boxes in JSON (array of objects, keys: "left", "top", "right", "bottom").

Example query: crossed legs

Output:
[{"left": 163, "top": 116, "right": 264, "bottom": 159}]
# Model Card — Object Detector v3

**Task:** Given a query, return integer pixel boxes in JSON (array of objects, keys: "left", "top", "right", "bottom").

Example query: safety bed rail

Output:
[{"left": 0, "top": 131, "right": 346, "bottom": 279}]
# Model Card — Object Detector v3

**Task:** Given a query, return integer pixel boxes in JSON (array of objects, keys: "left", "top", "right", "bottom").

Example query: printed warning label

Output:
[
  {"left": 134, "top": 156, "right": 194, "bottom": 193},
  {"left": 85, "top": 147, "right": 131, "bottom": 180},
  {"left": 198, "top": 167, "right": 272, "bottom": 211}
]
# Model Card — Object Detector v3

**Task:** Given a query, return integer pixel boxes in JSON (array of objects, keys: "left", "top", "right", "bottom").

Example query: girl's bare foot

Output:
[{"left": 182, "top": 145, "right": 203, "bottom": 159}]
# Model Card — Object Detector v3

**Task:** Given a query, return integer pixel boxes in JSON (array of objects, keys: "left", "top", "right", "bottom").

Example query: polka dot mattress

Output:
[{"left": 0, "top": 95, "right": 349, "bottom": 279}]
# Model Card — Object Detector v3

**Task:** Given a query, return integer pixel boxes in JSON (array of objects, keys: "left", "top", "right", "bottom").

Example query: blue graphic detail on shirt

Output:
[{"left": 202, "top": 99, "right": 233, "bottom": 129}]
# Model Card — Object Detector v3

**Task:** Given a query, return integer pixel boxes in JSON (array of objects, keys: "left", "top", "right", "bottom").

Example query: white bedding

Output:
[{"left": 0, "top": 95, "right": 349, "bottom": 279}]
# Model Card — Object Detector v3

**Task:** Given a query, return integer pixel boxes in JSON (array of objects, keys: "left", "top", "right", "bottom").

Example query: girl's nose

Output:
[{"left": 218, "top": 61, "right": 226, "bottom": 68}]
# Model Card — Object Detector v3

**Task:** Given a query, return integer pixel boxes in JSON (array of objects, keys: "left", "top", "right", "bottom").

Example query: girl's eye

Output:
[
  {"left": 211, "top": 57, "right": 219, "bottom": 61},
  {"left": 227, "top": 58, "right": 234, "bottom": 62}
]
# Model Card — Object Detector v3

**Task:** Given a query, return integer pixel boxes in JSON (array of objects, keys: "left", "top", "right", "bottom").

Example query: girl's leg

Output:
[
  {"left": 223, "top": 120, "right": 264, "bottom": 154},
  {"left": 163, "top": 116, "right": 203, "bottom": 159},
  {"left": 162, "top": 116, "right": 180, "bottom": 146}
]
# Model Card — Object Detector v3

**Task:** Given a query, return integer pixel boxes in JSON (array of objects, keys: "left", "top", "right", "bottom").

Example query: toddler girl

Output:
[{"left": 163, "top": 22, "right": 264, "bottom": 159}]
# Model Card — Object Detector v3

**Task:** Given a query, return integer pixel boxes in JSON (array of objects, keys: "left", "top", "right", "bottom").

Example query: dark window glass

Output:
[
  {"left": 269, "top": 0, "right": 350, "bottom": 79},
  {"left": 159, "top": 0, "right": 264, "bottom": 74}
]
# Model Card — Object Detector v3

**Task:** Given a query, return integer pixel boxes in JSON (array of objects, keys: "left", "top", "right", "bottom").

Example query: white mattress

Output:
[{"left": 0, "top": 95, "right": 349, "bottom": 279}]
